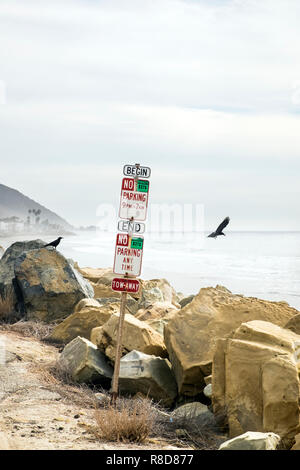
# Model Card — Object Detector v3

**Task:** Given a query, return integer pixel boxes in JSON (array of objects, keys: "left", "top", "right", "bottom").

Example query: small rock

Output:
[
  {"left": 175, "top": 429, "right": 189, "bottom": 438},
  {"left": 94, "top": 393, "right": 110, "bottom": 405},
  {"left": 219, "top": 431, "right": 281, "bottom": 450},
  {"left": 203, "top": 384, "right": 212, "bottom": 399},
  {"left": 172, "top": 402, "right": 208, "bottom": 419}
]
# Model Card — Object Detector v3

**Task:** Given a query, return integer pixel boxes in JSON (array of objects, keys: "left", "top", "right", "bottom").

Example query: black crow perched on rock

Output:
[
  {"left": 208, "top": 217, "right": 230, "bottom": 238},
  {"left": 44, "top": 237, "right": 63, "bottom": 249}
]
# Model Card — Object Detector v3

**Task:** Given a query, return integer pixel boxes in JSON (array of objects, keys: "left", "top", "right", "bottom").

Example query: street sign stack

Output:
[{"left": 110, "top": 163, "right": 151, "bottom": 403}]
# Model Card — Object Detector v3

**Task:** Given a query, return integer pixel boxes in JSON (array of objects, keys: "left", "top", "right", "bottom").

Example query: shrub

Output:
[
  {"left": 0, "top": 288, "right": 15, "bottom": 322},
  {"left": 94, "top": 397, "right": 156, "bottom": 443}
]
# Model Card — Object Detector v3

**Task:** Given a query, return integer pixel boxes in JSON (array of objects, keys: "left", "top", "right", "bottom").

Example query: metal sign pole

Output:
[{"left": 110, "top": 288, "right": 128, "bottom": 406}]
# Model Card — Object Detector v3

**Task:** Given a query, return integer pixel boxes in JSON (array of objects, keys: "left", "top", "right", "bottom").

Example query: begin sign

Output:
[{"left": 123, "top": 165, "right": 151, "bottom": 178}]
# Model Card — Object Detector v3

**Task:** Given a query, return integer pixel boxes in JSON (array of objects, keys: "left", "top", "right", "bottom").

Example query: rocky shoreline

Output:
[{"left": 1, "top": 239, "right": 300, "bottom": 450}]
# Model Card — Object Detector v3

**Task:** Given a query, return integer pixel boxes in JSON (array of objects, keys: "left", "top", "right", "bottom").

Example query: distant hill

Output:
[{"left": 0, "top": 183, "right": 73, "bottom": 230}]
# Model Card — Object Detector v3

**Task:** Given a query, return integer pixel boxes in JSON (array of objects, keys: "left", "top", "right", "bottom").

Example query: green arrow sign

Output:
[
  {"left": 137, "top": 180, "right": 149, "bottom": 193},
  {"left": 130, "top": 237, "right": 144, "bottom": 249}
]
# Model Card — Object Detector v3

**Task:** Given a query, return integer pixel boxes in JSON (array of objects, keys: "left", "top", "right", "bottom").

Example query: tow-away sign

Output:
[
  {"left": 113, "top": 233, "right": 144, "bottom": 276},
  {"left": 111, "top": 278, "right": 140, "bottom": 293},
  {"left": 119, "top": 177, "right": 150, "bottom": 221}
]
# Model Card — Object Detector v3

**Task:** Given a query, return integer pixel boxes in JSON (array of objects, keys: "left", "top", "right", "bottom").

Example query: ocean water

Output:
[
  {"left": 1, "top": 231, "right": 300, "bottom": 310},
  {"left": 60, "top": 230, "right": 300, "bottom": 310}
]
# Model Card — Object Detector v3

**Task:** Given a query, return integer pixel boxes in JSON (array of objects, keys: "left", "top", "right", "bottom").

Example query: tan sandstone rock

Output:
[
  {"left": 171, "top": 402, "right": 209, "bottom": 419},
  {"left": 212, "top": 320, "right": 300, "bottom": 441},
  {"left": 136, "top": 302, "right": 178, "bottom": 334},
  {"left": 136, "top": 301, "right": 179, "bottom": 322},
  {"left": 119, "top": 350, "right": 177, "bottom": 406},
  {"left": 219, "top": 431, "right": 281, "bottom": 451},
  {"left": 139, "top": 279, "right": 180, "bottom": 308},
  {"left": 74, "top": 298, "right": 101, "bottom": 312},
  {"left": 91, "top": 313, "right": 168, "bottom": 362},
  {"left": 58, "top": 336, "right": 113, "bottom": 385},
  {"left": 48, "top": 301, "right": 121, "bottom": 344},
  {"left": 14, "top": 248, "right": 94, "bottom": 322},
  {"left": 164, "top": 286, "right": 299, "bottom": 396},
  {"left": 284, "top": 313, "right": 300, "bottom": 335},
  {"left": 75, "top": 266, "right": 109, "bottom": 283},
  {"left": 89, "top": 282, "right": 121, "bottom": 299}
]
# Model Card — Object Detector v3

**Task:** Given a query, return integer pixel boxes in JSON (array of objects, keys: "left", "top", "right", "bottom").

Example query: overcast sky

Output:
[{"left": 0, "top": 0, "right": 300, "bottom": 230}]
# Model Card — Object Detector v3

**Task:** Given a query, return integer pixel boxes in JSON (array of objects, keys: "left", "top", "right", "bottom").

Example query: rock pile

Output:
[
  {"left": 212, "top": 320, "right": 300, "bottom": 443},
  {"left": 3, "top": 239, "right": 300, "bottom": 448},
  {"left": 164, "top": 285, "right": 298, "bottom": 396}
]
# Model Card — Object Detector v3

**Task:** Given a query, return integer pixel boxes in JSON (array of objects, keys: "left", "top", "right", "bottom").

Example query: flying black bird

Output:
[
  {"left": 207, "top": 217, "right": 230, "bottom": 238},
  {"left": 44, "top": 237, "right": 63, "bottom": 249}
]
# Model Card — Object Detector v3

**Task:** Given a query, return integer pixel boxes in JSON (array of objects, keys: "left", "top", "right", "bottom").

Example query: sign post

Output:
[
  {"left": 110, "top": 289, "right": 127, "bottom": 405},
  {"left": 110, "top": 163, "right": 150, "bottom": 406}
]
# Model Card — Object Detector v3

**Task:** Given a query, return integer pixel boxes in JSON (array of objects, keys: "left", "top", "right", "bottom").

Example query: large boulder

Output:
[
  {"left": 0, "top": 240, "right": 45, "bottom": 296},
  {"left": 90, "top": 282, "right": 121, "bottom": 299},
  {"left": 96, "top": 295, "right": 139, "bottom": 315},
  {"left": 91, "top": 313, "right": 168, "bottom": 362},
  {"left": 48, "top": 301, "right": 120, "bottom": 344},
  {"left": 75, "top": 266, "right": 110, "bottom": 283},
  {"left": 164, "top": 286, "right": 299, "bottom": 396},
  {"left": 74, "top": 298, "right": 101, "bottom": 312},
  {"left": 136, "top": 302, "right": 179, "bottom": 335},
  {"left": 96, "top": 268, "right": 116, "bottom": 286},
  {"left": 119, "top": 350, "right": 177, "bottom": 406},
  {"left": 58, "top": 336, "right": 113, "bottom": 385},
  {"left": 139, "top": 279, "right": 180, "bottom": 308},
  {"left": 14, "top": 248, "right": 94, "bottom": 322},
  {"left": 136, "top": 301, "right": 179, "bottom": 323},
  {"left": 284, "top": 313, "right": 300, "bottom": 335},
  {"left": 212, "top": 320, "right": 300, "bottom": 442},
  {"left": 219, "top": 432, "right": 281, "bottom": 451}
]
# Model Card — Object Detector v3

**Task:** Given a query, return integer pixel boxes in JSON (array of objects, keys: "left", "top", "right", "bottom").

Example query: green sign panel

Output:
[
  {"left": 137, "top": 180, "right": 149, "bottom": 193},
  {"left": 130, "top": 237, "right": 144, "bottom": 250}
]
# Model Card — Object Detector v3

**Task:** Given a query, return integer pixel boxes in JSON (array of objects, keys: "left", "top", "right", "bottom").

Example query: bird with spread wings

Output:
[{"left": 207, "top": 216, "right": 230, "bottom": 238}]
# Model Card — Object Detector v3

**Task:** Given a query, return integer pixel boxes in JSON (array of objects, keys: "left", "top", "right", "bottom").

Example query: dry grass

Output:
[
  {"left": 0, "top": 288, "right": 15, "bottom": 322},
  {"left": 0, "top": 319, "right": 55, "bottom": 341},
  {"left": 170, "top": 411, "right": 227, "bottom": 450},
  {"left": 31, "top": 358, "right": 99, "bottom": 409},
  {"left": 94, "top": 397, "right": 157, "bottom": 443},
  {"left": 31, "top": 357, "right": 226, "bottom": 448}
]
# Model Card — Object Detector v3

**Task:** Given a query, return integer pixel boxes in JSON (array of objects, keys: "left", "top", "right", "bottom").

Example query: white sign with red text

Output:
[
  {"left": 119, "top": 177, "right": 150, "bottom": 221},
  {"left": 113, "top": 233, "right": 144, "bottom": 277}
]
